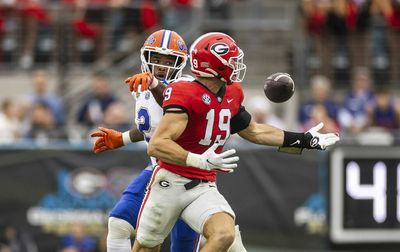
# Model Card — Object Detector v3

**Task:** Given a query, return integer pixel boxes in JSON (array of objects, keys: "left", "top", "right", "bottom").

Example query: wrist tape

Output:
[
  {"left": 122, "top": 131, "right": 132, "bottom": 146},
  {"left": 282, "top": 131, "right": 306, "bottom": 148}
]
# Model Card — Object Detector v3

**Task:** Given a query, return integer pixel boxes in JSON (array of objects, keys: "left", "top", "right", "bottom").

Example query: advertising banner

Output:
[{"left": 0, "top": 146, "right": 321, "bottom": 250}]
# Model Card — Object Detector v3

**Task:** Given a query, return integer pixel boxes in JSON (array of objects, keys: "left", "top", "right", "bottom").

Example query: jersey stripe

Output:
[
  {"left": 166, "top": 30, "right": 172, "bottom": 48},
  {"left": 135, "top": 166, "right": 161, "bottom": 231},
  {"left": 161, "top": 30, "right": 172, "bottom": 48},
  {"left": 160, "top": 31, "right": 166, "bottom": 47}
]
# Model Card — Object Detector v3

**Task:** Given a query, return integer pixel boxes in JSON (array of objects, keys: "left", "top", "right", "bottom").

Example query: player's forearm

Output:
[
  {"left": 239, "top": 122, "right": 284, "bottom": 146},
  {"left": 150, "top": 84, "right": 166, "bottom": 107},
  {"left": 147, "top": 138, "right": 188, "bottom": 166},
  {"left": 128, "top": 128, "right": 145, "bottom": 143},
  {"left": 121, "top": 128, "right": 144, "bottom": 146}
]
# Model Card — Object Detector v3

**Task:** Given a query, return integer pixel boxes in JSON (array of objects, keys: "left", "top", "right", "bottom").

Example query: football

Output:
[{"left": 263, "top": 72, "right": 295, "bottom": 103}]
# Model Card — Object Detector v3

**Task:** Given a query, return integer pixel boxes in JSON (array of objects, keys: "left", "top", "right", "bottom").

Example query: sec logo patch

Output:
[{"left": 202, "top": 94, "right": 211, "bottom": 105}]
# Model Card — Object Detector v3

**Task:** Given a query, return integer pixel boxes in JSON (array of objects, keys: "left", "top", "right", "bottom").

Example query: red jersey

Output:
[{"left": 159, "top": 80, "right": 244, "bottom": 181}]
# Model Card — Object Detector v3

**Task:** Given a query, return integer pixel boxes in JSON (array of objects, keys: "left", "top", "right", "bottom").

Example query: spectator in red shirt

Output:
[{"left": 19, "top": 0, "right": 51, "bottom": 69}]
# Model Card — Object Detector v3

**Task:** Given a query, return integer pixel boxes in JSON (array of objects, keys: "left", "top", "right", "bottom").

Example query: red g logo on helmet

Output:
[{"left": 210, "top": 43, "right": 229, "bottom": 55}]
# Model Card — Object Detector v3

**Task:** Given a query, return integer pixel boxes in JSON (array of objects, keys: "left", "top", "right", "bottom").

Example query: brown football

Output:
[{"left": 263, "top": 72, "right": 295, "bottom": 103}]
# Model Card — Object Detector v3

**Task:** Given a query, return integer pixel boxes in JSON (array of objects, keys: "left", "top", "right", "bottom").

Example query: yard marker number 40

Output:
[{"left": 346, "top": 161, "right": 400, "bottom": 223}]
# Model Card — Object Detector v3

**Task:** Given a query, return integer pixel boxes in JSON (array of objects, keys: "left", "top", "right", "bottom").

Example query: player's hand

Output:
[
  {"left": 90, "top": 127, "right": 123, "bottom": 153},
  {"left": 125, "top": 72, "right": 158, "bottom": 92},
  {"left": 186, "top": 143, "right": 239, "bottom": 173},
  {"left": 304, "top": 122, "right": 340, "bottom": 150}
]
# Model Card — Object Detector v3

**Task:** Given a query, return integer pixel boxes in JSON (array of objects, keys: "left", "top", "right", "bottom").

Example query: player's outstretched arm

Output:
[
  {"left": 148, "top": 112, "right": 238, "bottom": 171},
  {"left": 125, "top": 72, "right": 166, "bottom": 106},
  {"left": 238, "top": 120, "right": 284, "bottom": 146},
  {"left": 238, "top": 120, "right": 340, "bottom": 153},
  {"left": 90, "top": 127, "right": 144, "bottom": 154}
]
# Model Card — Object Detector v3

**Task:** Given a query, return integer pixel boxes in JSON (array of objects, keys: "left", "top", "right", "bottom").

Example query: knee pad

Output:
[
  {"left": 227, "top": 225, "right": 247, "bottom": 252},
  {"left": 108, "top": 217, "right": 135, "bottom": 240}
]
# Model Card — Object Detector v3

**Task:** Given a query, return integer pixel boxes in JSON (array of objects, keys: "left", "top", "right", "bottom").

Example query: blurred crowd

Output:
[
  {"left": 302, "top": 0, "right": 400, "bottom": 84},
  {"left": 0, "top": 223, "right": 37, "bottom": 252},
  {"left": 0, "top": 69, "right": 132, "bottom": 145},
  {"left": 0, "top": 0, "right": 204, "bottom": 68},
  {"left": 0, "top": 0, "right": 399, "bottom": 145},
  {"left": 0, "top": 67, "right": 400, "bottom": 145},
  {"left": 0, "top": 222, "right": 108, "bottom": 252}
]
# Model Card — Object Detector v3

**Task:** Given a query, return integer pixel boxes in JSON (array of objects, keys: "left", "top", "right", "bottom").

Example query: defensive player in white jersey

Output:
[
  {"left": 90, "top": 30, "right": 200, "bottom": 252},
  {"left": 129, "top": 32, "right": 339, "bottom": 252}
]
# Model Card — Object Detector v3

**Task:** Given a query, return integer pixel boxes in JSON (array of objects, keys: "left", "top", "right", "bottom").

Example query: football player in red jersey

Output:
[
  {"left": 130, "top": 32, "right": 339, "bottom": 252},
  {"left": 91, "top": 30, "right": 203, "bottom": 252}
]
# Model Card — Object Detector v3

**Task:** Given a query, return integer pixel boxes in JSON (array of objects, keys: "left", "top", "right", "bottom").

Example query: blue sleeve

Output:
[{"left": 326, "top": 100, "right": 338, "bottom": 120}]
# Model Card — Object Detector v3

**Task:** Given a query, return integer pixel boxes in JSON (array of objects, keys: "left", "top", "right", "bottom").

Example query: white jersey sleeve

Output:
[
  {"left": 133, "top": 78, "right": 192, "bottom": 166},
  {"left": 133, "top": 90, "right": 163, "bottom": 167}
]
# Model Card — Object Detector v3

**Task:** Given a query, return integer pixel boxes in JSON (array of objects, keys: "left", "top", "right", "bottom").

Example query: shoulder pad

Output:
[{"left": 176, "top": 74, "right": 195, "bottom": 82}]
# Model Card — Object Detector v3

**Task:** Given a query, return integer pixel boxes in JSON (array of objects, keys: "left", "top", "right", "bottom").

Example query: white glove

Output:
[
  {"left": 186, "top": 143, "right": 239, "bottom": 173},
  {"left": 305, "top": 122, "right": 340, "bottom": 150}
]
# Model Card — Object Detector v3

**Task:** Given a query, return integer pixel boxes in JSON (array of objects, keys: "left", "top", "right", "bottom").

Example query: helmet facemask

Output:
[
  {"left": 141, "top": 47, "right": 187, "bottom": 83},
  {"left": 208, "top": 46, "right": 247, "bottom": 84},
  {"left": 228, "top": 50, "right": 246, "bottom": 83}
]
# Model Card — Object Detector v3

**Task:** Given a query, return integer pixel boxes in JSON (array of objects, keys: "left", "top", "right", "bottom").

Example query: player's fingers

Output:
[
  {"left": 222, "top": 156, "right": 239, "bottom": 164},
  {"left": 130, "top": 77, "right": 138, "bottom": 92},
  {"left": 94, "top": 138, "right": 106, "bottom": 148},
  {"left": 219, "top": 149, "right": 236, "bottom": 158},
  {"left": 94, "top": 146, "right": 108, "bottom": 154},
  {"left": 92, "top": 142, "right": 98, "bottom": 153},
  {"left": 126, "top": 77, "right": 134, "bottom": 89},
  {"left": 125, "top": 77, "right": 132, "bottom": 84},
  {"left": 98, "top": 127, "right": 112, "bottom": 134},
  {"left": 90, "top": 131, "right": 105, "bottom": 138},
  {"left": 324, "top": 134, "right": 340, "bottom": 142},
  {"left": 134, "top": 76, "right": 142, "bottom": 85},
  {"left": 134, "top": 77, "right": 143, "bottom": 92},
  {"left": 94, "top": 144, "right": 107, "bottom": 153},
  {"left": 323, "top": 133, "right": 336, "bottom": 138},
  {"left": 128, "top": 77, "right": 137, "bottom": 92},
  {"left": 208, "top": 143, "right": 220, "bottom": 152},
  {"left": 325, "top": 137, "right": 340, "bottom": 146},
  {"left": 221, "top": 163, "right": 238, "bottom": 169},
  {"left": 215, "top": 168, "right": 234, "bottom": 173},
  {"left": 140, "top": 78, "right": 149, "bottom": 92},
  {"left": 309, "top": 122, "right": 324, "bottom": 133},
  {"left": 93, "top": 138, "right": 105, "bottom": 150}
]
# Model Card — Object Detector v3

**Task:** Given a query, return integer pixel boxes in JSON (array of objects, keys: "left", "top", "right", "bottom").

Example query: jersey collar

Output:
[{"left": 194, "top": 80, "right": 226, "bottom": 103}]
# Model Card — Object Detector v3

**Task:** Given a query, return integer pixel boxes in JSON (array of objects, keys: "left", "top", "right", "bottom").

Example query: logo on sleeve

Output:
[
  {"left": 202, "top": 94, "right": 211, "bottom": 105},
  {"left": 290, "top": 139, "right": 300, "bottom": 146},
  {"left": 310, "top": 137, "right": 319, "bottom": 148}
]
